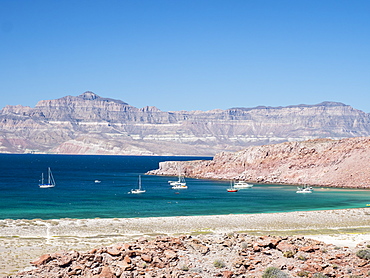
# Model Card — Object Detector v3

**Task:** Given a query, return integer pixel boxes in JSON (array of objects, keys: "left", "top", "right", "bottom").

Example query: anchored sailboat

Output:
[
  {"left": 39, "top": 167, "right": 56, "bottom": 188},
  {"left": 131, "top": 175, "right": 146, "bottom": 194},
  {"left": 296, "top": 185, "right": 313, "bottom": 193},
  {"left": 169, "top": 163, "right": 187, "bottom": 189},
  {"left": 227, "top": 181, "right": 238, "bottom": 192}
]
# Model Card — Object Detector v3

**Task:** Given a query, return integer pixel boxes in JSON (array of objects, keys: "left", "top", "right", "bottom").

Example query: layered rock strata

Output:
[
  {"left": 147, "top": 136, "right": 370, "bottom": 188},
  {"left": 7, "top": 234, "right": 370, "bottom": 278},
  {"left": 1, "top": 91, "right": 370, "bottom": 155}
]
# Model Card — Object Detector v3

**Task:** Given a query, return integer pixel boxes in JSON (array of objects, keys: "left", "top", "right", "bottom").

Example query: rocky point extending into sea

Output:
[{"left": 148, "top": 136, "right": 370, "bottom": 189}]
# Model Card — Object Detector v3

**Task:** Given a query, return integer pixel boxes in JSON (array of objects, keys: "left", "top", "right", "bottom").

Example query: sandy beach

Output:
[{"left": 1, "top": 208, "right": 370, "bottom": 276}]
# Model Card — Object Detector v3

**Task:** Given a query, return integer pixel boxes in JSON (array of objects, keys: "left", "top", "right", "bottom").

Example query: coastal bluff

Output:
[{"left": 147, "top": 136, "right": 370, "bottom": 188}]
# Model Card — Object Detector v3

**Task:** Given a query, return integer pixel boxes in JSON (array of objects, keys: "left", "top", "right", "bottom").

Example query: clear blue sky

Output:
[{"left": 1, "top": 0, "right": 370, "bottom": 112}]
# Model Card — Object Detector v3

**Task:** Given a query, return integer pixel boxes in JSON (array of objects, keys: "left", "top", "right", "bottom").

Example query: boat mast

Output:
[
  {"left": 48, "top": 167, "right": 51, "bottom": 184},
  {"left": 177, "top": 163, "right": 182, "bottom": 182},
  {"left": 48, "top": 167, "right": 55, "bottom": 186}
]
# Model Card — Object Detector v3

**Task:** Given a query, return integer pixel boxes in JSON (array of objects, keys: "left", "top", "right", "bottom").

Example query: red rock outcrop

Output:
[
  {"left": 148, "top": 136, "right": 370, "bottom": 188},
  {"left": 7, "top": 234, "right": 370, "bottom": 278}
]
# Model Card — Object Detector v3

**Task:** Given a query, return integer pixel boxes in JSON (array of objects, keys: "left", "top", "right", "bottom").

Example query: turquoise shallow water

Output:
[{"left": 0, "top": 154, "right": 369, "bottom": 220}]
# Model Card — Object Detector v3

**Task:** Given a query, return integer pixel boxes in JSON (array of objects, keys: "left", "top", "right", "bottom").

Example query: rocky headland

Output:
[
  {"left": 147, "top": 136, "right": 370, "bottom": 188},
  {"left": 1, "top": 92, "right": 370, "bottom": 156}
]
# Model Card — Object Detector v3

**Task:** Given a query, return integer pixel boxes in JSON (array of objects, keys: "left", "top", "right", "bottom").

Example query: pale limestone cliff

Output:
[
  {"left": 1, "top": 92, "right": 370, "bottom": 155},
  {"left": 148, "top": 137, "right": 370, "bottom": 188}
]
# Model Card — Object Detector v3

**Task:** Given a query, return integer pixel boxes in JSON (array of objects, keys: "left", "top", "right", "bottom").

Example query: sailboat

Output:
[
  {"left": 39, "top": 167, "right": 56, "bottom": 188},
  {"left": 131, "top": 175, "right": 146, "bottom": 194},
  {"left": 296, "top": 185, "right": 313, "bottom": 194},
  {"left": 169, "top": 163, "right": 187, "bottom": 189},
  {"left": 171, "top": 176, "right": 187, "bottom": 189},
  {"left": 227, "top": 181, "right": 238, "bottom": 192}
]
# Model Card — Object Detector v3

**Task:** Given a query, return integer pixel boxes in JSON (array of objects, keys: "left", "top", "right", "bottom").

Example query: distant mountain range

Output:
[{"left": 1, "top": 91, "right": 370, "bottom": 156}]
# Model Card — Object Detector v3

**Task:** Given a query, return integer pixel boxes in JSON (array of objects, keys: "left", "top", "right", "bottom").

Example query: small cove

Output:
[{"left": 0, "top": 154, "right": 369, "bottom": 220}]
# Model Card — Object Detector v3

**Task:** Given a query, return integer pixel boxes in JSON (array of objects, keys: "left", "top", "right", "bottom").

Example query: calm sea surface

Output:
[{"left": 0, "top": 154, "right": 369, "bottom": 220}]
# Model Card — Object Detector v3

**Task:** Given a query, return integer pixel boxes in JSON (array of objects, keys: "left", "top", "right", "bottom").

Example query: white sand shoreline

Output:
[{"left": 1, "top": 208, "right": 370, "bottom": 276}]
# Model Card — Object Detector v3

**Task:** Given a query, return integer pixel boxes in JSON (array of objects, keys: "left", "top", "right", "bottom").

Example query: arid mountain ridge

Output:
[{"left": 1, "top": 91, "right": 370, "bottom": 156}]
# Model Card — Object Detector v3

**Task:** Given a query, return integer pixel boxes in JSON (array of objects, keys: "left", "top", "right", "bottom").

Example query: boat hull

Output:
[
  {"left": 172, "top": 185, "right": 188, "bottom": 189},
  {"left": 131, "top": 189, "right": 146, "bottom": 194},
  {"left": 39, "top": 184, "right": 55, "bottom": 188},
  {"left": 234, "top": 184, "right": 253, "bottom": 189},
  {"left": 234, "top": 181, "right": 253, "bottom": 188},
  {"left": 296, "top": 190, "right": 312, "bottom": 194}
]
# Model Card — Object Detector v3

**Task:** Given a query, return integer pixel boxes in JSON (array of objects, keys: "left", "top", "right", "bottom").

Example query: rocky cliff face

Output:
[
  {"left": 1, "top": 91, "right": 370, "bottom": 155},
  {"left": 148, "top": 136, "right": 370, "bottom": 188}
]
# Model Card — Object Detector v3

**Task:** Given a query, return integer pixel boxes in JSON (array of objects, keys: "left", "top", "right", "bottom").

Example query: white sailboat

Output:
[
  {"left": 171, "top": 176, "right": 187, "bottom": 189},
  {"left": 131, "top": 175, "right": 146, "bottom": 194},
  {"left": 170, "top": 167, "right": 187, "bottom": 189},
  {"left": 296, "top": 185, "right": 313, "bottom": 193},
  {"left": 39, "top": 167, "right": 56, "bottom": 188}
]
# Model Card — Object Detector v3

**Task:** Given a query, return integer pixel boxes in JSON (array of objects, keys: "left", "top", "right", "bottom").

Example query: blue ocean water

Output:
[{"left": 0, "top": 154, "right": 369, "bottom": 220}]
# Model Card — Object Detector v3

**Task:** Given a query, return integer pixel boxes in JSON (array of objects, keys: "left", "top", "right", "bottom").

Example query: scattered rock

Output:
[
  {"left": 9, "top": 234, "right": 370, "bottom": 278},
  {"left": 30, "top": 254, "right": 51, "bottom": 266},
  {"left": 98, "top": 266, "right": 115, "bottom": 278}
]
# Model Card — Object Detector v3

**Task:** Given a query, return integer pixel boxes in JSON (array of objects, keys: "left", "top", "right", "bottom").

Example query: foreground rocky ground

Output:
[
  {"left": 6, "top": 233, "right": 370, "bottom": 278},
  {"left": 2, "top": 209, "right": 370, "bottom": 277}
]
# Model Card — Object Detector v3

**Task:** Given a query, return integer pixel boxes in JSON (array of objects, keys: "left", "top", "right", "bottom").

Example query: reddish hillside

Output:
[{"left": 148, "top": 137, "right": 370, "bottom": 188}]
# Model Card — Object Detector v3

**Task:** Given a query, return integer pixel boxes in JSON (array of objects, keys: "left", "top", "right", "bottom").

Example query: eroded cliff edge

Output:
[{"left": 147, "top": 136, "right": 370, "bottom": 188}]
